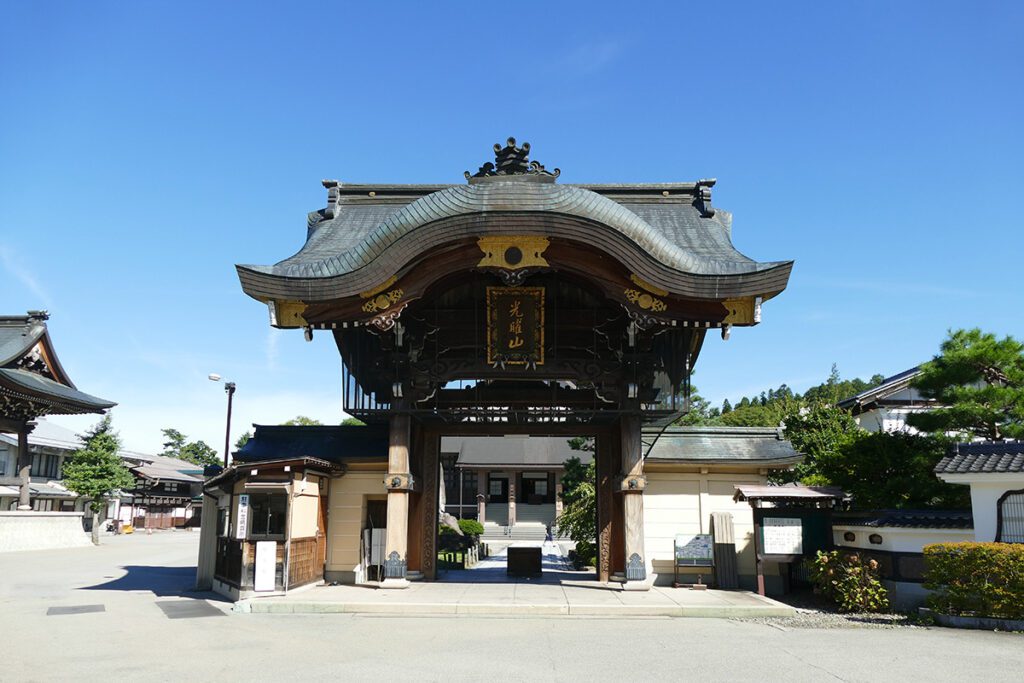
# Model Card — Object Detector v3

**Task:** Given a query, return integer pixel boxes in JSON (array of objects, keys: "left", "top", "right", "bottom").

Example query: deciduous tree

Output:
[{"left": 63, "top": 416, "right": 135, "bottom": 545}]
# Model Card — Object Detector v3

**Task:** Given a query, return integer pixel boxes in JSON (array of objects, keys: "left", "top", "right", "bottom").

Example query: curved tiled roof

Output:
[
  {"left": 935, "top": 441, "right": 1024, "bottom": 474},
  {"left": 259, "top": 182, "right": 770, "bottom": 280},
  {"left": 237, "top": 178, "right": 793, "bottom": 302}
]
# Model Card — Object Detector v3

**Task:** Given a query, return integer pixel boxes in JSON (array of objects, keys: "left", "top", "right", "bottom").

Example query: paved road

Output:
[{"left": 2, "top": 533, "right": 1022, "bottom": 682}]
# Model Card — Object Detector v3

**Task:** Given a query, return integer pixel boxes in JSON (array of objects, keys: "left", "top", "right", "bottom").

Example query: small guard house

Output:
[{"left": 199, "top": 139, "right": 795, "bottom": 597}]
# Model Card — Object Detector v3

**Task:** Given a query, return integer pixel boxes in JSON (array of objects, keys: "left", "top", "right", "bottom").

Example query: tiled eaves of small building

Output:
[
  {"left": 235, "top": 180, "right": 793, "bottom": 303},
  {"left": 934, "top": 441, "right": 1024, "bottom": 475},
  {"left": 834, "top": 509, "right": 974, "bottom": 530},
  {"left": 644, "top": 426, "right": 803, "bottom": 470},
  {"left": 231, "top": 424, "right": 390, "bottom": 469}
]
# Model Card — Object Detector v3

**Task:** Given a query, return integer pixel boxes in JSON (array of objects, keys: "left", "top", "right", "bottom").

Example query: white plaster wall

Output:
[
  {"left": 854, "top": 407, "right": 930, "bottom": 434},
  {"left": 643, "top": 472, "right": 765, "bottom": 580},
  {"left": 290, "top": 473, "right": 321, "bottom": 539},
  {"left": 833, "top": 525, "right": 974, "bottom": 553},
  {"left": 966, "top": 478, "right": 1024, "bottom": 542},
  {"left": 325, "top": 470, "right": 386, "bottom": 576}
]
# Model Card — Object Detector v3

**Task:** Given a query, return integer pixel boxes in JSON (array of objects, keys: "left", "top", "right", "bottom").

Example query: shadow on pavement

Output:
[{"left": 80, "top": 565, "right": 230, "bottom": 602}]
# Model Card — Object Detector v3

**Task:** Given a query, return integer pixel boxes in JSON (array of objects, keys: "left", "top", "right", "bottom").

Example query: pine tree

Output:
[
  {"left": 62, "top": 415, "right": 135, "bottom": 545},
  {"left": 908, "top": 328, "right": 1024, "bottom": 440}
]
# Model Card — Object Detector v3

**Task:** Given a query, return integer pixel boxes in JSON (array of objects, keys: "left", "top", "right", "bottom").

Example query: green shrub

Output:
[
  {"left": 439, "top": 524, "right": 457, "bottom": 535},
  {"left": 458, "top": 519, "right": 484, "bottom": 536},
  {"left": 806, "top": 550, "right": 890, "bottom": 613},
  {"left": 923, "top": 542, "right": 1024, "bottom": 619}
]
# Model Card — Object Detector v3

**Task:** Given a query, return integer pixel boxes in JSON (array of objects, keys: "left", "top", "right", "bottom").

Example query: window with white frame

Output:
[{"left": 998, "top": 491, "right": 1024, "bottom": 543}]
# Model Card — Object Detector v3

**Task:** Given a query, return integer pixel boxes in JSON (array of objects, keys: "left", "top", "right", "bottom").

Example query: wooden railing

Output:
[{"left": 288, "top": 536, "right": 322, "bottom": 588}]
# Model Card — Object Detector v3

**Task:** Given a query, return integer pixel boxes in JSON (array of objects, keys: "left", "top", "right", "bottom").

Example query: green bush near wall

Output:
[
  {"left": 806, "top": 550, "right": 890, "bottom": 613},
  {"left": 458, "top": 519, "right": 484, "bottom": 536},
  {"left": 924, "top": 543, "right": 1024, "bottom": 620}
]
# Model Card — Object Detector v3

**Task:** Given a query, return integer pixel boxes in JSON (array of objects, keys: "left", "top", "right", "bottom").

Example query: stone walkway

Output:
[{"left": 243, "top": 541, "right": 793, "bottom": 618}]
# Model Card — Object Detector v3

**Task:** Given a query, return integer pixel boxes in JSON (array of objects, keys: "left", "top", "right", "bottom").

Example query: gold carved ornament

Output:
[
  {"left": 477, "top": 236, "right": 550, "bottom": 270},
  {"left": 623, "top": 288, "right": 667, "bottom": 312},
  {"left": 359, "top": 277, "right": 403, "bottom": 314}
]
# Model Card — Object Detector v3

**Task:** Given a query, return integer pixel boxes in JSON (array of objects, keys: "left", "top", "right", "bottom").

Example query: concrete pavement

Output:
[
  {"left": 3, "top": 532, "right": 1023, "bottom": 682},
  {"left": 245, "top": 541, "right": 792, "bottom": 617}
]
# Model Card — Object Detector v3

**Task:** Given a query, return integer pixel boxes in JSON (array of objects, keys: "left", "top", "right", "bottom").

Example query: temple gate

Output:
[{"left": 236, "top": 138, "right": 792, "bottom": 589}]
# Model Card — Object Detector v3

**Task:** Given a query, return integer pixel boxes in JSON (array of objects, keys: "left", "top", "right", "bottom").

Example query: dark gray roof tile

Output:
[
  {"left": 646, "top": 426, "right": 802, "bottom": 465},
  {"left": 935, "top": 441, "right": 1024, "bottom": 474}
]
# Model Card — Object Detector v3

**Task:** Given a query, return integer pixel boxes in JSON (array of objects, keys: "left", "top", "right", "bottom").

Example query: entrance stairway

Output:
[{"left": 481, "top": 521, "right": 549, "bottom": 542}]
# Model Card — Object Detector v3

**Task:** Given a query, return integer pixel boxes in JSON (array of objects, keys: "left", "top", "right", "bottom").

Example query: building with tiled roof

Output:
[{"left": 935, "top": 440, "right": 1024, "bottom": 544}]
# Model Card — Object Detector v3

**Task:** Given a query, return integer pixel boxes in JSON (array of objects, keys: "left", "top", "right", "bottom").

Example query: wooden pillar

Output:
[
  {"left": 418, "top": 427, "right": 439, "bottom": 581},
  {"left": 596, "top": 432, "right": 614, "bottom": 583},
  {"left": 621, "top": 414, "right": 649, "bottom": 590},
  {"left": 507, "top": 469, "right": 518, "bottom": 527},
  {"left": 609, "top": 432, "right": 625, "bottom": 576},
  {"left": 476, "top": 469, "right": 487, "bottom": 523},
  {"left": 406, "top": 423, "right": 423, "bottom": 575},
  {"left": 554, "top": 471, "right": 564, "bottom": 518},
  {"left": 17, "top": 421, "right": 36, "bottom": 511},
  {"left": 382, "top": 413, "right": 412, "bottom": 588}
]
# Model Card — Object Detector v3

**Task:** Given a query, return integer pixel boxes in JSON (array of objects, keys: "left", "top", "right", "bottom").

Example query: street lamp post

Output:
[{"left": 209, "top": 374, "right": 236, "bottom": 468}]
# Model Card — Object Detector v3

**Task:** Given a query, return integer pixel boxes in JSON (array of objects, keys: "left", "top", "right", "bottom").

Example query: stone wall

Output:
[{"left": 0, "top": 511, "right": 92, "bottom": 552}]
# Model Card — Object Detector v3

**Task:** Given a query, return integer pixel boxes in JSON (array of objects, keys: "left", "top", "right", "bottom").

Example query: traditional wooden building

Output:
[
  {"left": 0, "top": 312, "right": 115, "bottom": 510},
  {"left": 201, "top": 138, "right": 794, "bottom": 595},
  {"left": 439, "top": 435, "right": 588, "bottom": 536}
]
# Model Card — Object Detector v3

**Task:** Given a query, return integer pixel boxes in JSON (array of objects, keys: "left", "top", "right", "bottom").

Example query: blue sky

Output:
[{"left": 2, "top": 2, "right": 1022, "bottom": 453}]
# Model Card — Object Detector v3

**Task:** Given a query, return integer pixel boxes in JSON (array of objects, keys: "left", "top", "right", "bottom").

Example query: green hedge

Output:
[{"left": 924, "top": 542, "right": 1024, "bottom": 619}]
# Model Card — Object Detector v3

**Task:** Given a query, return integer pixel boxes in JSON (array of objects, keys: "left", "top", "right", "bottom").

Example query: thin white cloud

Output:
[
  {"left": 558, "top": 40, "right": 624, "bottom": 76},
  {"left": 804, "top": 277, "right": 980, "bottom": 298},
  {"left": 0, "top": 246, "right": 53, "bottom": 308},
  {"left": 266, "top": 328, "right": 281, "bottom": 371}
]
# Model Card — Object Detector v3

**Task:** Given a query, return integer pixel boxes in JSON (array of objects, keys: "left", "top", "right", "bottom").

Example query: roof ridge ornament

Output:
[
  {"left": 694, "top": 178, "right": 716, "bottom": 218},
  {"left": 465, "top": 137, "right": 560, "bottom": 183}
]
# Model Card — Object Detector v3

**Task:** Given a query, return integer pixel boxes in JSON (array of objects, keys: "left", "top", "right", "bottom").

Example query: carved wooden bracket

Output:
[
  {"left": 616, "top": 475, "right": 648, "bottom": 493},
  {"left": 384, "top": 473, "right": 418, "bottom": 492}
]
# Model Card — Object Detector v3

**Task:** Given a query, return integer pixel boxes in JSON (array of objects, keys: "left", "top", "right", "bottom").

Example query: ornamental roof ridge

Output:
[{"left": 465, "top": 137, "right": 560, "bottom": 183}]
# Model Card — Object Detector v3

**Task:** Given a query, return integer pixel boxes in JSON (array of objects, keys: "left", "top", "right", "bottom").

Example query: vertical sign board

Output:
[
  {"left": 486, "top": 287, "right": 545, "bottom": 365},
  {"left": 254, "top": 541, "right": 277, "bottom": 592},
  {"left": 762, "top": 517, "right": 803, "bottom": 556},
  {"left": 235, "top": 494, "right": 250, "bottom": 540}
]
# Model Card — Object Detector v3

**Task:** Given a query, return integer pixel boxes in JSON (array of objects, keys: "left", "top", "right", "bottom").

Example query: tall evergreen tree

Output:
[{"left": 908, "top": 328, "right": 1024, "bottom": 440}]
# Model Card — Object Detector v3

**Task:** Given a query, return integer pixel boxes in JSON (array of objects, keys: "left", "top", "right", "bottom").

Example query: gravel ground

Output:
[
  {"left": 737, "top": 590, "right": 933, "bottom": 630},
  {"left": 738, "top": 607, "right": 931, "bottom": 630}
]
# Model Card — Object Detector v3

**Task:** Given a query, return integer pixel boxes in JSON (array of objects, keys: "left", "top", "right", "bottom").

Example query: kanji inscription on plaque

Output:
[{"left": 487, "top": 287, "right": 544, "bottom": 365}]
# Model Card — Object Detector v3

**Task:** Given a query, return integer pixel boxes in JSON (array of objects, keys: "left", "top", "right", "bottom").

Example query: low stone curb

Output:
[
  {"left": 241, "top": 600, "right": 795, "bottom": 619},
  {"left": 921, "top": 608, "right": 1024, "bottom": 632}
]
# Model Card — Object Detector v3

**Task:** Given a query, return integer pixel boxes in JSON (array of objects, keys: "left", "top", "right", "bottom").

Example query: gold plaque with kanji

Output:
[{"left": 486, "top": 287, "right": 545, "bottom": 365}]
